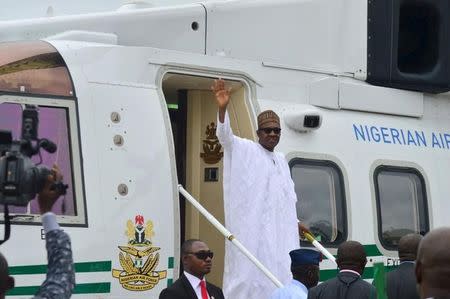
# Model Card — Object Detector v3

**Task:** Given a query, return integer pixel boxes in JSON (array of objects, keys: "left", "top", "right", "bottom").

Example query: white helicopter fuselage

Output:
[{"left": 0, "top": 0, "right": 449, "bottom": 298}]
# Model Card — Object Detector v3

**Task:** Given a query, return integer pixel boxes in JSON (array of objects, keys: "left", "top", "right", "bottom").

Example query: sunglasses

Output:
[
  {"left": 259, "top": 127, "right": 281, "bottom": 134},
  {"left": 188, "top": 251, "right": 214, "bottom": 260}
]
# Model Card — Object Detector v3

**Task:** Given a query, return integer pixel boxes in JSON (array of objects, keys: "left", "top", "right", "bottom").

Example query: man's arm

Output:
[
  {"left": 159, "top": 287, "right": 184, "bottom": 299},
  {"left": 211, "top": 78, "right": 231, "bottom": 124},
  {"left": 34, "top": 228, "right": 74, "bottom": 299},
  {"left": 212, "top": 79, "right": 234, "bottom": 148},
  {"left": 33, "top": 165, "right": 75, "bottom": 299},
  {"left": 159, "top": 288, "right": 169, "bottom": 299}
]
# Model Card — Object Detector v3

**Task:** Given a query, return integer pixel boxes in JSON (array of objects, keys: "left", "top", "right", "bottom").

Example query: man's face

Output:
[
  {"left": 183, "top": 241, "right": 213, "bottom": 279},
  {"left": 257, "top": 121, "right": 281, "bottom": 152}
]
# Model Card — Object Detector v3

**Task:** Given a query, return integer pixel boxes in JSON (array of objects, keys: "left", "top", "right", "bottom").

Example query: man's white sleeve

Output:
[{"left": 216, "top": 111, "right": 234, "bottom": 149}]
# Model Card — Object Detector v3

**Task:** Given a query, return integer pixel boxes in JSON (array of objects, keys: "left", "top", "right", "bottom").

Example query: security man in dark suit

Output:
[
  {"left": 159, "top": 239, "right": 225, "bottom": 299},
  {"left": 416, "top": 227, "right": 450, "bottom": 299},
  {"left": 381, "top": 233, "right": 422, "bottom": 299},
  {"left": 307, "top": 240, "right": 376, "bottom": 299}
]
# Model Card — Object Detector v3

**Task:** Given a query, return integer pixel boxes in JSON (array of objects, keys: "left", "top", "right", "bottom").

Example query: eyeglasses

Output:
[
  {"left": 259, "top": 127, "right": 281, "bottom": 134},
  {"left": 187, "top": 251, "right": 214, "bottom": 260}
]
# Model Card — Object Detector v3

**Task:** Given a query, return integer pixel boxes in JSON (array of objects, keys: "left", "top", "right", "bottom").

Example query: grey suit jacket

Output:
[
  {"left": 384, "top": 262, "right": 420, "bottom": 299},
  {"left": 33, "top": 229, "right": 75, "bottom": 299},
  {"left": 308, "top": 271, "right": 377, "bottom": 299}
]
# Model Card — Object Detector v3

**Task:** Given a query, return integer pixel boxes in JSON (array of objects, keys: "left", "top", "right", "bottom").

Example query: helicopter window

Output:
[
  {"left": 0, "top": 101, "right": 83, "bottom": 224},
  {"left": 290, "top": 158, "right": 347, "bottom": 247},
  {"left": 374, "top": 166, "right": 429, "bottom": 250},
  {"left": 0, "top": 41, "right": 74, "bottom": 97}
]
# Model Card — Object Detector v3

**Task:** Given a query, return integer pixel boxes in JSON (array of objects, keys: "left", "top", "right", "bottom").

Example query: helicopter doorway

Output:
[{"left": 162, "top": 73, "right": 255, "bottom": 286}]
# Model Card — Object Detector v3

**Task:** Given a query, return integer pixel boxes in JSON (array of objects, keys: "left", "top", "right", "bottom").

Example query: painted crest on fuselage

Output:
[{"left": 112, "top": 215, "right": 167, "bottom": 291}]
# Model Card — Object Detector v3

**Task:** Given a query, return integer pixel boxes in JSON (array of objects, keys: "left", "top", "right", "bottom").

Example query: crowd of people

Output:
[{"left": 159, "top": 230, "right": 450, "bottom": 299}]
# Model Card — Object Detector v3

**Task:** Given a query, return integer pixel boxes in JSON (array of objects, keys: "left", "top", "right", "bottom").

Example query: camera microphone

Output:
[{"left": 39, "top": 139, "right": 57, "bottom": 153}]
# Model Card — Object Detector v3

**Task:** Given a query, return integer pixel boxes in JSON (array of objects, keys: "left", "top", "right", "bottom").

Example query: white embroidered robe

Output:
[{"left": 216, "top": 112, "right": 299, "bottom": 299}]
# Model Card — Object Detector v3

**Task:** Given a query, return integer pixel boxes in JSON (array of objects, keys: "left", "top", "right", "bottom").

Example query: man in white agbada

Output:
[{"left": 212, "top": 79, "right": 303, "bottom": 299}]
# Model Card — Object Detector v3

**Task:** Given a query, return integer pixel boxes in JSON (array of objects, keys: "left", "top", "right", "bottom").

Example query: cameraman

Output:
[{"left": 0, "top": 165, "right": 75, "bottom": 299}]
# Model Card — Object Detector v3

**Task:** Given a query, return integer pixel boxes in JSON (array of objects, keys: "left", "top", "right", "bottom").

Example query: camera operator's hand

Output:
[{"left": 38, "top": 164, "right": 63, "bottom": 214}]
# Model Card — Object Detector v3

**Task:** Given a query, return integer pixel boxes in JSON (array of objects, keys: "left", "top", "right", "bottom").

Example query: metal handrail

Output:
[
  {"left": 178, "top": 184, "right": 338, "bottom": 289},
  {"left": 178, "top": 185, "right": 283, "bottom": 288}
]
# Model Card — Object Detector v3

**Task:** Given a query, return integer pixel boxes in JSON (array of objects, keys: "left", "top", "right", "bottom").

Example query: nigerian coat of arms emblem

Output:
[{"left": 112, "top": 215, "right": 167, "bottom": 291}]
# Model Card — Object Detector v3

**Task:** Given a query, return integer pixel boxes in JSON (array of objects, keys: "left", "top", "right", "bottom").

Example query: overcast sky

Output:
[{"left": 0, "top": 0, "right": 222, "bottom": 21}]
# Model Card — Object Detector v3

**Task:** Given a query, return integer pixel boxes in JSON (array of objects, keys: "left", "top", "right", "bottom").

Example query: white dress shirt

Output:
[{"left": 184, "top": 271, "right": 210, "bottom": 299}]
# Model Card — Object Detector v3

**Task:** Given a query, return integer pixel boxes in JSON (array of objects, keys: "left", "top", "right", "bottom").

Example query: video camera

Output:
[{"left": 0, "top": 105, "right": 67, "bottom": 206}]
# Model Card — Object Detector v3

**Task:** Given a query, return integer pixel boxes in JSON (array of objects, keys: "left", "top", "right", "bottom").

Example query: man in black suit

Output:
[
  {"left": 380, "top": 233, "right": 422, "bottom": 299},
  {"left": 307, "top": 241, "right": 376, "bottom": 299},
  {"left": 415, "top": 227, "right": 450, "bottom": 299},
  {"left": 159, "top": 239, "right": 225, "bottom": 299}
]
